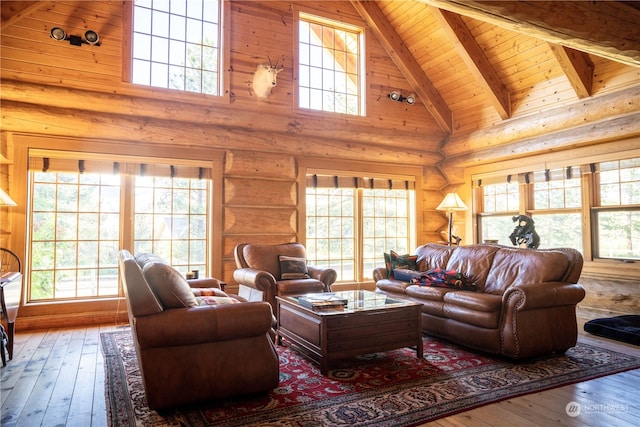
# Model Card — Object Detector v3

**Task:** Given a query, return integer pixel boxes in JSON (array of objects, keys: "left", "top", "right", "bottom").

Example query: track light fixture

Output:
[
  {"left": 388, "top": 91, "right": 416, "bottom": 105},
  {"left": 50, "top": 27, "right": 100, "bottom": 46}
]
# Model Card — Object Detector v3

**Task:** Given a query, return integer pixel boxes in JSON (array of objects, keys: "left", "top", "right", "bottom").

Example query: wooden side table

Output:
[{"left": 1, "top": 271, "right": 22, "bottom": 363}]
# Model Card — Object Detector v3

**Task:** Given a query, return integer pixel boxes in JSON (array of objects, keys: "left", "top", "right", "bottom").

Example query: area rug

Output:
[
  {"left": 584, "top": 315, "right": 640, "bottom": 346},
  {"left": 101, "top": 329, "right": 640, "bottom": 427}
]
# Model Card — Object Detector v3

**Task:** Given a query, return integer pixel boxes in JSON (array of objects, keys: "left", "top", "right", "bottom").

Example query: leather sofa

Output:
[
  {"left": 374, "top": 244, "right": 585, "bottom": 359},
  {"left": 119, "top": 250, "right": 279, "bottom": 410},
  {"left": 233, "top": 242, "right": 337, "bottom": 316}
]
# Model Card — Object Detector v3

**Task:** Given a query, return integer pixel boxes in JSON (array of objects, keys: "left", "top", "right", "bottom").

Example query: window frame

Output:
[
  {"left": 123, "top": 0, "right": 231, "bottom": 101},
  {"left": 299, "top": 159, "right": 422, "bottom": 285},
  {"left": 470, "top": 145, "right": 640, "bottom": 278},
  {"left": 11, "top": 134, "right": 224, "bottom": 318},
  {"left": 293, "top": 7, "right": 366, "bottom": 117}
]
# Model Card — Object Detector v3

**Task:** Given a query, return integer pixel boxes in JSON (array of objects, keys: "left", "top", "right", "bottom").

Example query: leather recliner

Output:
[
  {"left": 118, "top": 250, "right": 279, "bottom": 410},
  {"left": 233, "top": 242, "right": 337, "bottom": 315}
]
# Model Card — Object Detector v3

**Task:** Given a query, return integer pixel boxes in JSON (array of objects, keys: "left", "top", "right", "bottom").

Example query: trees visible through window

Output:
[
  {"left": 27, "top": 155, "right": 212, "bottom": 302},
  {"left": 132, "top": 0, "right": 222, "bottom": 95},
  {"left": 298, "top": 12, "right": 364, "bottom": 115},
  {"left": 594, "top": 158, "right": 640, "bottom": 260},
  {"left": 305, "top": 175, "right": 415, "bottom": 282}
]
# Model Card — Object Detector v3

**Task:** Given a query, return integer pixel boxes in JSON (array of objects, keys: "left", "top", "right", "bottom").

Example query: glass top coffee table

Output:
[{"left": 276, "top": 290, "right": 423, "bottom": 374}]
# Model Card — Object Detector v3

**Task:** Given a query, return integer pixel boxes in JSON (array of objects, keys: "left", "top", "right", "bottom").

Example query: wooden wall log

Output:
[
  {"left": 0, "top": 100, "right": 442, "bottom": 166},
  {"left": 442, "top": 112, "right": 640, "bottom": 168}
]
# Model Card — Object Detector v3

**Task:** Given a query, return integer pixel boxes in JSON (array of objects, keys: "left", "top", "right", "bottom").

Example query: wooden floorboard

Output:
[{"left": 1, "top": 320, "right": 639, "bottom": 427}]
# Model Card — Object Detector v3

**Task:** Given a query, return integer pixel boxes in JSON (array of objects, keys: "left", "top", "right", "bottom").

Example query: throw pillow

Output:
[
  {"left": 384, "top": 250, "right": 418, "bottom": 278},
  {"left": 392, "top": 268, "right": 423, "bottom": 282},
  {"left": 196, "top": 296, "right": 240, "bottom": 306},
  {"left": 191, "top": 287, "right": 230, "bottom": 297},
  {"left": 410, "top": 268, "right": 477, "bottom": 291},
  {"left": 142, "top": 263, "right": 198, "bottom": 308},
  {"left": 279, "top": 255, "right": 310, "bottom": 280}
]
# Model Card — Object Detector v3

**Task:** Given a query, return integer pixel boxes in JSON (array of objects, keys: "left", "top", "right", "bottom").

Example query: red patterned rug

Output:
[{"left": 101, "top": 329, "right": 640, "bottom": 426}]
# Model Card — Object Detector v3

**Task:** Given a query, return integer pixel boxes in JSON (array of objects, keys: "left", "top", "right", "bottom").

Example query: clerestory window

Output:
[
  {"left": 131, "top": 0, "right": 222, "bottom": 95},
  {"left": 297, "top": 12, "right": 365, "bottom": 116}
]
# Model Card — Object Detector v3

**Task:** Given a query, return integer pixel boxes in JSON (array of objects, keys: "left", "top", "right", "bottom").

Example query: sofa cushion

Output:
[
  {"left": 415, "top": 244, "right": 455, "bottom": 272},
  {"left": 445, "top": 245, "right": 500, "bottom": 292},
  {"left": 406, "top": 284, "right": 451, "bottom": 302},
  {"left": 142, "top": 262, "right": 198, "bottom": 308},
  {"left": 484, "top": 248, "right": 570, "bottom": 294},
  {"left": 135, "top": 252, "right": 168, "bottom": 269},
  {"left": 278, "top": 255, "right": 310, "bottom": 279}
]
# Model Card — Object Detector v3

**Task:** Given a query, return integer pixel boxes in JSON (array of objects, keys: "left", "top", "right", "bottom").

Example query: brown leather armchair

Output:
[
  {"left": 119, "top": 250, "right": 279, "bottom": 410},
  {"left": 233, "top": 242, "right": 337, "bottom": 315}
]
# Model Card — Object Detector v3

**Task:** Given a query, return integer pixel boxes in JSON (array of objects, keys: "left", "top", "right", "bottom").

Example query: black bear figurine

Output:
[{"left": 509, "top": 215, "right": 540, "bottom": 249}]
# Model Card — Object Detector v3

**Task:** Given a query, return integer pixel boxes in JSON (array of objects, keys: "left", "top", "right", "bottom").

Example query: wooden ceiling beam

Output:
[
  {"left": 350, "top": 0, "right": 453, "bottom": 134},
  {"left": 1, "top": 1, "right": 44, "bottom": 33},
  {"left": 548, "top": 44, "right": 594, "bottom": 99},
  {"left": 430, "top": 7, "right": 511, "bottom": 119},
  {"left": 418, "top": 0, "right": 640, "bottom": 67}
]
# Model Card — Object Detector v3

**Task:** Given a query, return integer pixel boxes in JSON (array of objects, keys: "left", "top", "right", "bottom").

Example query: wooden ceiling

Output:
[{"left": 355, "top": 0, "right": 640, "bottom": 135}]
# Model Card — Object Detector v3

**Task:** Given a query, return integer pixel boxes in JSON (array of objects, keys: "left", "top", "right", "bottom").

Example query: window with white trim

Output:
[
  {"left": 298, "top": 12, "right": 364, "bottom": 115},
  {"left": 132, "top": 0, "right": 222, "bottom": 95}
]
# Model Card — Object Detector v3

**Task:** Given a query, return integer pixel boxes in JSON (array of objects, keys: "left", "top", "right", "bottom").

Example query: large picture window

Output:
[
  {"left": 305, "top": 174, "right": 415, "bottom": 282},
  {"left": 26, "top": 152, "right": 213, "bottom": 302}
]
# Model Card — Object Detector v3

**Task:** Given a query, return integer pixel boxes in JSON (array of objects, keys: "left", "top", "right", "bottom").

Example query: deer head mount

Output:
[{"left": 251, "top": 57, "right": 284, "bottom": 99}]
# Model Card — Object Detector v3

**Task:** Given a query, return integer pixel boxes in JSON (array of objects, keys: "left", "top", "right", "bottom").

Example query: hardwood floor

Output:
[{"left": 1, "top": 318, "right": 639, "bottom": 427}]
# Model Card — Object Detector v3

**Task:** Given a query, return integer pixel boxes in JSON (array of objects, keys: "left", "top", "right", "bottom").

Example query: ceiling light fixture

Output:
[
  {"left": 388, "top": 90, "right": 416, "bottom": 105},
  {"left": 50, "top": 27, "right": 101, "bottom": 46}
]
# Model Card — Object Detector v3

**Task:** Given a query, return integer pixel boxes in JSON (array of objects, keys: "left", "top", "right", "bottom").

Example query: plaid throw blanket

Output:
[{"left": 410, "top": 268, "right": 477, "bottom": 291}]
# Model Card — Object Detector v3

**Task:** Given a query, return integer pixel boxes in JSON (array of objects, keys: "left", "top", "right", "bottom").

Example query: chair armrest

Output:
[
  {"left": 503, "top": 282, "right": 586, "bottom": 310},
  {"left": 187, "top": 277, "right": 225, "bottom": 289},
  {"left": 372, "top": 267, "right": 388, "bottom": 282},
  {"left": 134, "top": 301, "right": 274, "bottom": 348},
  {"left": 233, "top": 267, "right": 277, "bottom": 293},
  {"left": 307, "top": 266, "right": 337, "bottom": 288}
]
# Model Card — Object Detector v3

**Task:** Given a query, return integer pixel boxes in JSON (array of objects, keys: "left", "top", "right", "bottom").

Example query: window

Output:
[
  {"left": 478, "top": 181, "right": 519, "bottom": 245},
  {"left": 26, "top": 152, "right": 213, "bottom": 302},
  {"left": 305, "top": 174, "right": 415, "bottom": 282},
  {"left": 593, "top": 158, "right": 640, "bottom": 260},
  {"left": 132, "top": 0, "right": 222, "bottom": 95},
  {"left": 298, "top": 12, "right": 364, "bottom": 115},
  {"left": 530, "top": 168, "right": 583, "bottom": 251},
  {"left": 475, "top": 156, "right": 640, "bottom": 261}
]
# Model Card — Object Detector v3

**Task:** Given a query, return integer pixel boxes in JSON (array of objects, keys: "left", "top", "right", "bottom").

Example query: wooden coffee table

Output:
[{"left": 276, "top": 290, "right": 422, "bottom": 374}]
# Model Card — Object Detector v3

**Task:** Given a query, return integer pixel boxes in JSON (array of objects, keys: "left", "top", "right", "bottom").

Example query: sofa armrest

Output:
[
  {"left": 503, "top": 282, "right": 586, "bottom": 310},
  {"left": 307, "top": 266, "right": 337, "bottom": 289},
  {"left": 187, "top": 277, "right": 225, "bottom": 289},
  {"left": 372, "top": 267, "right": 387, "bottom": 282},
  {"left": 134, "top": 301, "right": 274, "bottom": 348}
]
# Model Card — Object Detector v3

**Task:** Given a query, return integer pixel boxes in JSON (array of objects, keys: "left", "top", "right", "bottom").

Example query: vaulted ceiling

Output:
[{"left": 352, "top": 0, "right": 640, "bottom": 134}]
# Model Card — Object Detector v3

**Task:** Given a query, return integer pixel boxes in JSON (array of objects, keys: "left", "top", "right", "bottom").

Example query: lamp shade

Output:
[
  {"left": 436, "top": 192, "right": 467, "bottom": 211},
  {"left": 0, "top": 188, "right": 17, "bottom": 206}
]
